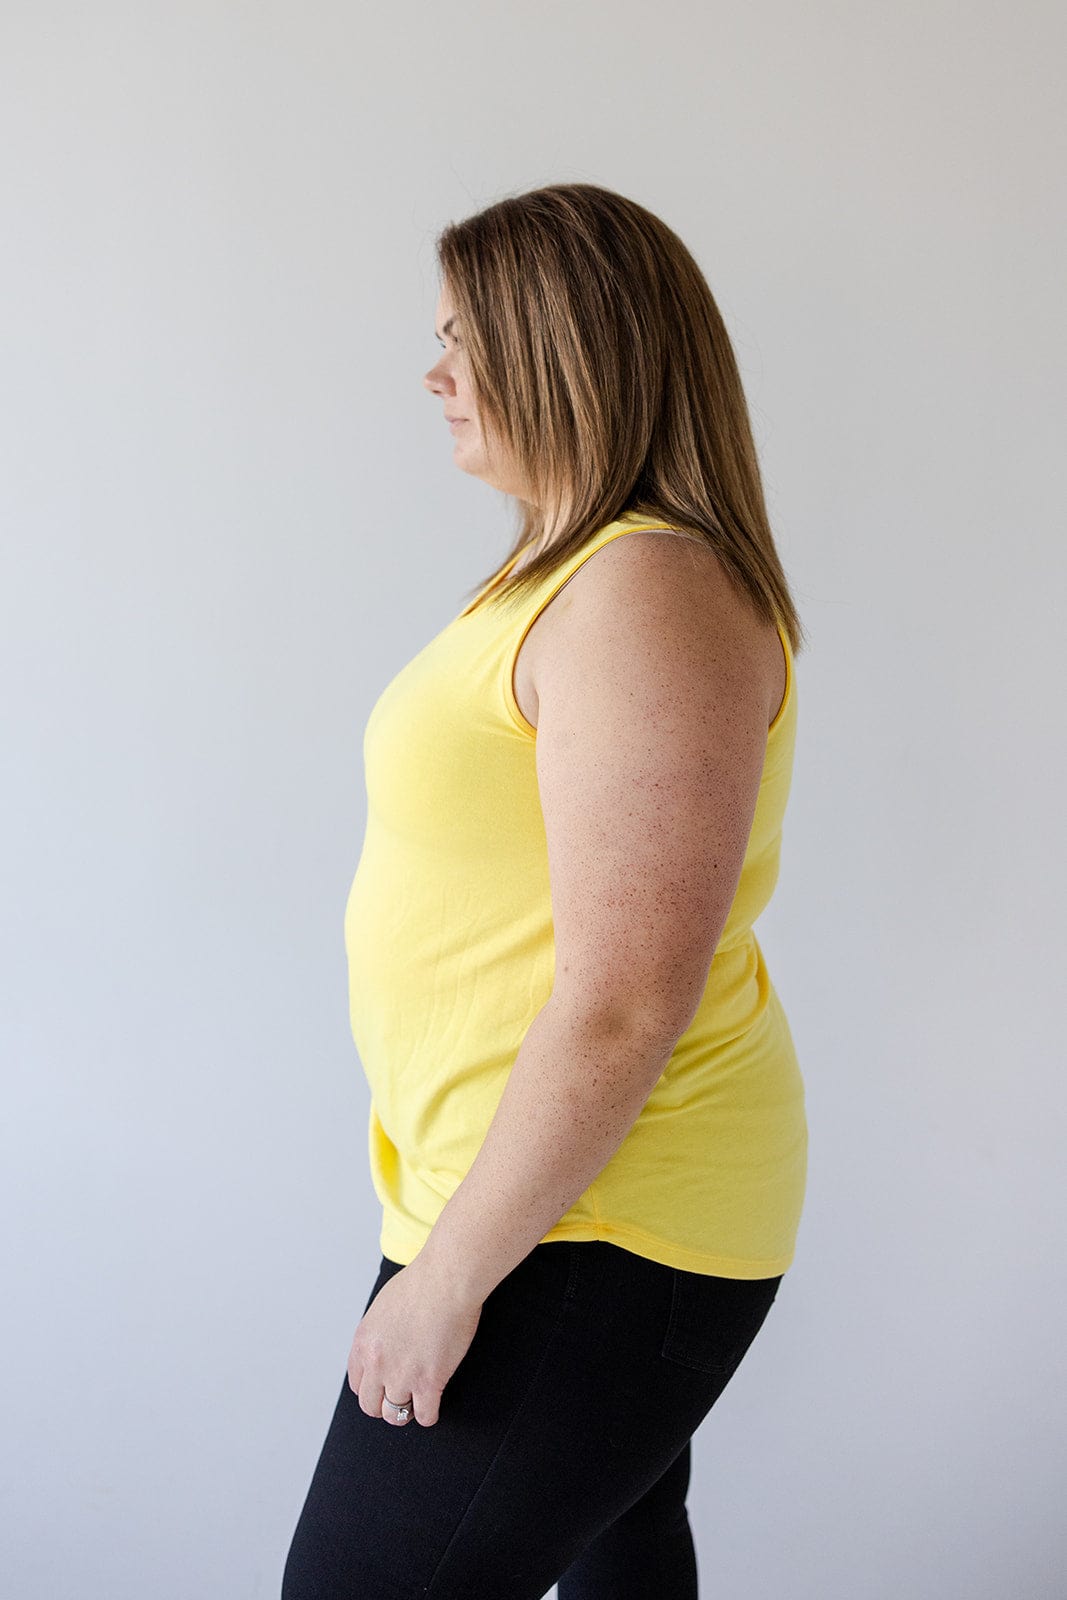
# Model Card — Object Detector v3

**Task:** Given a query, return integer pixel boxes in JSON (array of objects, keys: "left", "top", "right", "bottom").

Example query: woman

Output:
[{"left": 282, "top": 182, "right": 808, "bottom": 1600}]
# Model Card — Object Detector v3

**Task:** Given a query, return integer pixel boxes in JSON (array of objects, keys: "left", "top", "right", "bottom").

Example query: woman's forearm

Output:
[{"left": 409, "top": 998, "right": 678, "bottom": 1305}]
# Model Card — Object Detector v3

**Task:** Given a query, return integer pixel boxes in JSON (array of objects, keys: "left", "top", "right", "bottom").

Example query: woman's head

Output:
[{"left": 425, "top": 182, "right": 804, "bottom": 653}]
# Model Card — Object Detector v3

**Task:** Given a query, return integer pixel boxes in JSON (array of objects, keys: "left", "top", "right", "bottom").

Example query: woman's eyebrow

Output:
[{"left": 435, "top": 315, "right": 457, "bottom": 341}]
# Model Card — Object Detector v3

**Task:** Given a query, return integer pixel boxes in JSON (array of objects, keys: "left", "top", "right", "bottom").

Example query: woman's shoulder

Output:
[
  {"left": 547, "top": 524, "right": 748, "bottom": 636},
  {"left": 529, "top": 527, "right": 785, "bottom": 731}
]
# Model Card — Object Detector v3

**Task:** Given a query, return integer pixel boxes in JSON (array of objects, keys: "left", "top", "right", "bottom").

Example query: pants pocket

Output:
[{"left": 660, "top": 1267, "right": 783, "bottom": 1377}]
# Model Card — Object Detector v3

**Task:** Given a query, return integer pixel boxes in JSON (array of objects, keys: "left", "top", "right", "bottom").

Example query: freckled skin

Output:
[{"left": 530, "top": 530, "right": 778, "bottom": 1037}]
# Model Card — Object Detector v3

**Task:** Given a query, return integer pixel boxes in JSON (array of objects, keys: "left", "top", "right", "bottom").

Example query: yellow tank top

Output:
[{"left": 344, "top": 511, "right": 807, "bottom": 1278}]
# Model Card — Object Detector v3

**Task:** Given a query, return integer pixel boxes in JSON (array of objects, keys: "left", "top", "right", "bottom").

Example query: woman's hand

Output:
[{"left": 347, "top": 1257, "right": 484, "bottom": 1427}]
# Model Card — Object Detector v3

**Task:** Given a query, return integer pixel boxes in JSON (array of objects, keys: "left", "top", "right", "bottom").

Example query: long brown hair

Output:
[{"left": 435, "top": 182, "right": 807, "bottom": 656}]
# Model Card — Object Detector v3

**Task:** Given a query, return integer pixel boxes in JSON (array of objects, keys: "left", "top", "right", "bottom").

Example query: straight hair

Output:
[{"left": 435, "top": 181, "right": 807, "bottom": 656}]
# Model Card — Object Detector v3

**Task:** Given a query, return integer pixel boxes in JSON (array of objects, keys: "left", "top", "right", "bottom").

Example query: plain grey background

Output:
[{"left": 3, "top": 3, "right": 1065, "bottom": 1597}]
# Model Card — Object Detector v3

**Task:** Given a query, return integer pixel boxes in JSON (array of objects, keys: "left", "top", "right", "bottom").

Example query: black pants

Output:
[{"left": 281, "top": 1239, "right": 783, "bottom": 1599}]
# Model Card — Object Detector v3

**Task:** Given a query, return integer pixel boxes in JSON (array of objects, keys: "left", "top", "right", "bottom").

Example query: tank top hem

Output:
[{"left": 379, "top": 1212, "right": 795, "bottom": 1281}]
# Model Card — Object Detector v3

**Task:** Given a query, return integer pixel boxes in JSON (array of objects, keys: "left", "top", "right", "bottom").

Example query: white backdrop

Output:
[{"left": 2, "top": 3, "right": 1065, "bottom": 1597}]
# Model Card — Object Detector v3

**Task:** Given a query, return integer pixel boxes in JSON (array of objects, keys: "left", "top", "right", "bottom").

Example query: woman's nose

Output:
[{"left": 424, "top": 365, "right": 453, "bottom": 394}]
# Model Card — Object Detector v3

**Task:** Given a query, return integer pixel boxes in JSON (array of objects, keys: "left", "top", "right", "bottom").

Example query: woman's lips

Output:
[{"left": 449, "top": 418, "right": 467, "bottom": 430}]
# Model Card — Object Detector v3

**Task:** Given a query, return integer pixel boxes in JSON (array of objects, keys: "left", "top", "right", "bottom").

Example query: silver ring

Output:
[{"left": 384, "top": 1396, "right": 411, "bottom": 1422}]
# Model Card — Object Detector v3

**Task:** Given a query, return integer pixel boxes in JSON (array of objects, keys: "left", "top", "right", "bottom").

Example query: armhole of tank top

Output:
[
  {"left": 500, "top": 529, "right": 796, "bottom": 742},
  {"left": 499, "top": 524, "right": 688, "bottom": 738},
  {"left": 767, "top": 621, "right": 793, "bottom": 739}
]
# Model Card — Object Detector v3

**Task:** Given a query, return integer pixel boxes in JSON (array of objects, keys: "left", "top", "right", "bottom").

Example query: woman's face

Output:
[{"left": 424, "top": 283, "right": 528, "bottom": 499}]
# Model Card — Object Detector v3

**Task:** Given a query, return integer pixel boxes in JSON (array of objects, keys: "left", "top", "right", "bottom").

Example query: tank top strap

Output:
[{"left": 460, "top": 513, "right": 689, "bottom": 621}]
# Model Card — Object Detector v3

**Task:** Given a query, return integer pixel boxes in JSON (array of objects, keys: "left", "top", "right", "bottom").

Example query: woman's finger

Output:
[
  {"left": 409, "top": 1382, "right": 443, "bottom": 1428},
  {"left": 356, "top": 1372, "right": 386, "bottom": 1419},
  {"left": 345, "top": 1359, "right": 362, "bottom": 1401},
  {"left": 357, "top": 1371, "right": 414, "bottom": 1424}
]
